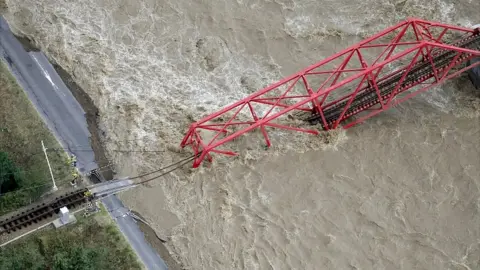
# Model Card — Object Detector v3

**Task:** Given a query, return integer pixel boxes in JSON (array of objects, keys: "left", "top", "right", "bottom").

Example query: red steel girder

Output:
[{"left": 181, "top": 18, "right": 480, "bottom": 168}]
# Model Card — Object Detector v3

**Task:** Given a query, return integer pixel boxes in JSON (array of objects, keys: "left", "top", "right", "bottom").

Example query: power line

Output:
[
  {"left": 129, "top": 155, "right": 196, "bottom": 180},
  {"left": 55, "top": 138, "right": 159, "bottom": 149},
  {"left": 0, "top": 157, "right": 101, "bottom": 177},
  {"left": 0, "top": 140, "right": 199, "bottom": 207},
  {"left": 0, "top": 156, "right": 196, "bottom": 217},
  {"left": 0, "top": 177, "right": 75, "bottom": 215},
  {"left": 136, "top": 157, "right": 195, "bottom": 185},
  {"left": 40, "top": 138, "right": 163, "bottom": 153},
  {"left": 0, "top": 152, "right": 188, "bottom": 195},
  {"left": 0, "top": 169, "right": 49, "bottom": 177},
  {"left": 3, "top": 147, "right": 171, "bottom": 172},
  {"left": 0, "top": 162, "right": 113, "bottom": 198},
  {"left": 3, "top": 137, "right": 169, "bottom": 161},
  {"left": 10, "top": 148, "right": 169, "bottom": 160},
  {"left": 0, "top": 177, "right": 75, "bottom": 197},
  {"left": 0, "top": 159, "right": 115, "bottom": 177},
  {"left": 1, "top": 154, "right": 196, "bottom": 197}
]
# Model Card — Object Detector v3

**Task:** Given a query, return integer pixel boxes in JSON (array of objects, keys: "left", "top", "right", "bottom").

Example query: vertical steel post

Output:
[{"left": 41, "top": 140, "right": 57, "bottom": 191}]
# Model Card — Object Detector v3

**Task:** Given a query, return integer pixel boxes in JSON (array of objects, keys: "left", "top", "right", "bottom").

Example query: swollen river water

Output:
[{"left": 4, "top": 0, "right": 480, "bottom": 269}]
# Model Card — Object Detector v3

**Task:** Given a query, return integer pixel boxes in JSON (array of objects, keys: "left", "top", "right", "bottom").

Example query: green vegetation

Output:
[
  {"left": 0, "top": 205, "right": 143, "bottom": 270},
  {"left": 0, "top": 151, "right": 28, "bottom": 210},
  {"left": 0, "top": 61, "right": 143, "bottom": 270},
  {"left": 0, "top": 152, "right": 23, "bottom": 193},
  {"left": 0, "top": 61, "right": 72, "bottom": 214}
]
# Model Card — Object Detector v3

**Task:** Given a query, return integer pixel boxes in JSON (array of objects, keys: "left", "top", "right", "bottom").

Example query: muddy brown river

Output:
[{"left": 4, "top": 0, "right": 480, "bottom": 269}]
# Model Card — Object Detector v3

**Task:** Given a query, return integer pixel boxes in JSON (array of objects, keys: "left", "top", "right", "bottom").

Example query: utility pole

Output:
[{"left": 41, "top": 140, "right": 58, "bottom": 191}]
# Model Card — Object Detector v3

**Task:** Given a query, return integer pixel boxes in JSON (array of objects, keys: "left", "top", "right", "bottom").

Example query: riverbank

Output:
[
  {"left": 54, "top": 56, "right": 184, "bottom": 270},
  {"left": 13, "top": 30, "right": 183, "bottom": 270},
  {"left": 0, "top": 35, "right": 143, "bottom": 269},
  {"left": 0, "top": 16, "right": 178, "bottom": 268}
]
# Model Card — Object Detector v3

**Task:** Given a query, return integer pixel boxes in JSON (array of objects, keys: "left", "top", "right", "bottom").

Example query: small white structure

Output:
[
  {"left": 59, "top": 207, "right": 70, "bottom": 224},
  {"left": 53, "top": 206, "right": 77, "bottom": 228}
]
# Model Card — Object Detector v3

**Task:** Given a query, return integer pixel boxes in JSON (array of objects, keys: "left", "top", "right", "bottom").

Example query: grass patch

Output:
[
  {"left": 0, "top": 60, "right": 72, "bottom": 214},
  {"left": 0, "top": 205, "right": 143, "bottom": 270}
]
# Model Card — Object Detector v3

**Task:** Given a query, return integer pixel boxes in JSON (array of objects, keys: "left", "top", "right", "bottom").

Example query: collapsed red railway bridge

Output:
[{"left": 181, "top": 18, "right": 480, "bottom": 168}]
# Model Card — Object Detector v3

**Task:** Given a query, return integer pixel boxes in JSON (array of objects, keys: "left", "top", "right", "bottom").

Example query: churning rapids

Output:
[{"left": 4, "top": 0, "right": 480, "bottom": 269}]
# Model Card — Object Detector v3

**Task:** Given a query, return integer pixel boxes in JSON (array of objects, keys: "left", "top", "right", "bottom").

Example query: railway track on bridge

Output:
[
  {"left": 181, "top": 19, "right": 480, "bottom": 167},
  {"left": 304, "top": 32, "right": 480, "bottom": 127}
]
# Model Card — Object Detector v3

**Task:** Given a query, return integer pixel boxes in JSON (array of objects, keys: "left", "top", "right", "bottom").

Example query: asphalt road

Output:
[
  {"left": 0, "top": 16, "right": 168, "bottom": 270},
  {"left": 0, "top": 18, "right": 96, "bottom": 174},
  {"left": 103, "top": 195, "right": 168, "bottom": 269}
]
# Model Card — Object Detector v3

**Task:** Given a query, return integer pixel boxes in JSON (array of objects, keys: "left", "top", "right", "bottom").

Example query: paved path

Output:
[{"left": 0, "top": 16, "right": 167, "bottom": 270}]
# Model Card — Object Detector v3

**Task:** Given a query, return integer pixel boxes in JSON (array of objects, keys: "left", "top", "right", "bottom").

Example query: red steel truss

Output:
[{"left": 181, "top": 18, "right": 480, "bottom": 167}]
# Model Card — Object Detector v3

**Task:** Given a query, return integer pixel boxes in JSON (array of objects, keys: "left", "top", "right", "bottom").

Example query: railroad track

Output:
[
  {"left": 0, "top": 171, "right": 124, "bottom": 236},
  {"left": 303, "top": 32, "right": 480, "bottom": 127},
  {"left": 0, "top": 188, "right": 88, "bottom": 235}
]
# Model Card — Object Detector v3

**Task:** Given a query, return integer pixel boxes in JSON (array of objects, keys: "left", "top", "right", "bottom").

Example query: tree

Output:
[
  {"left": 0, "top": 241, "right": 46, "bottom": 270},
  {"left": 52, "top": 246, "right": 100, "bottom": 270},
  {"left": 0, "top": 151, "right": 23, "bottom": 194}
]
